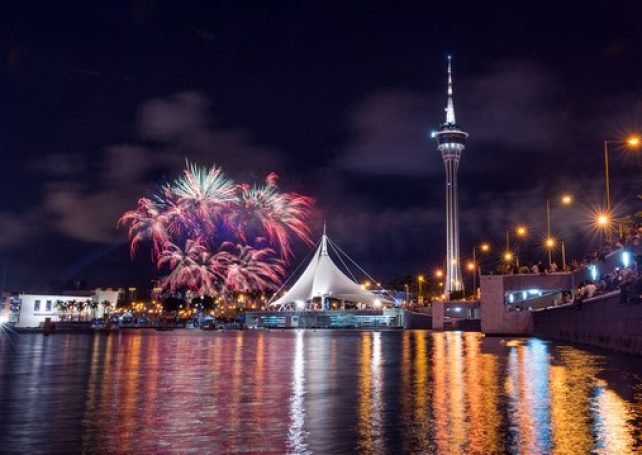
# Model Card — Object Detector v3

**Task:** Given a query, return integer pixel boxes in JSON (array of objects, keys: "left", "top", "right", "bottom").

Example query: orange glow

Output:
[
  {"left": 504, "top": 252, "right": 513, "bottom": 262},
  {"left": 626, "top": 135, "right": 640, "bottom": 147},
  {"left": 516, "top": 226, "right": 527, "bottom": 237},
  {"left": 596, "top": 213, "right": 610, "bottom": 226},
  {"left": 561, "top": 194, "right": 572, "bottom": 205},
  {"left": 435, "top": 269, "right": 444, "bottom": 278},
  {"left": 466, "top": 261, "right": 475, "bottom": 271},
  {"left": 480, "top": 243, "right": 490, "bottom": 252},
  {"left": 545, "top": 237, "right": 556, "bottom": 248}
]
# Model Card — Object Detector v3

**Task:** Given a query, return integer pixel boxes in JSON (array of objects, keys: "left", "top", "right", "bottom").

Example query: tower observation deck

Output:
[{"left": 433, "top": 56, "right": 468, "bottom": 295}]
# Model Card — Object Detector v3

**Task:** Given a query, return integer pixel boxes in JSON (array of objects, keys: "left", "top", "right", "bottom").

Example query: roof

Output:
[{"left": 270, "top": 234, "right": 388, "bottom": 307}]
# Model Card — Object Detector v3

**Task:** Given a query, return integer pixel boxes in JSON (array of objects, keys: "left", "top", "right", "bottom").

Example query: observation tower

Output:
[{"left": 433, "top": 56, "right": 468, "bottom": 295}]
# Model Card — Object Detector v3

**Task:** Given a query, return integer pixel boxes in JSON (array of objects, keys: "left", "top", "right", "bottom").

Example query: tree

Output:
[
  {"left": 65, "top": 300, "right": 77, "bottom": 320},
  {"left": 88, "top": 300, "right": 99, "bottom": 320},
  {"left": 101, "top": 300, "right": 112, "bottom": 318},
  {"left": 76, "top": 300, "right": 87, "bottom": 320},
  {"left": 54, "top": 300, "right": 67, "bottom": 320}
]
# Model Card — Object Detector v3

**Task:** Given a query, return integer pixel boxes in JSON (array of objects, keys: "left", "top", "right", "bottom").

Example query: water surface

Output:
[{"left": 0, "top": 330, "right": 641, "bottom": 454}]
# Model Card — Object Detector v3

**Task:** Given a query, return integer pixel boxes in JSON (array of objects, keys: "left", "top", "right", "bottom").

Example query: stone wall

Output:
[
  {"left": 404, "top": 310, "right": 432, "bottom": 329},
  {"left": 533, "top": 292, "right": 642, "bottom": 356},
  {"left": 480, "top": 275, "right": 533, "bottom": 335}
]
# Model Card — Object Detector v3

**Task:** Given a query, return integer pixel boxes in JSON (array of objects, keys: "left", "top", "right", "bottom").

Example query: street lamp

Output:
[
  {"left": 595, "top": 212, "right": 611, "bottom": 234},
  {"left": 417, "top": 275, "right": 425, "bottom": 305},
  {"left": 603, "top": 134, "right": 641, "bottom": 240},
  {"left": 545, "top": 194, "right": 573, "bottom": 268},
  {"left": 469, "top": 243, "right": 490, "bottom": 299}
]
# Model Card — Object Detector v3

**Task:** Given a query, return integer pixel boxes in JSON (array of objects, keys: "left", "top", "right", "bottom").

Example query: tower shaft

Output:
[
  {"left": 433, "top": 56, "right": 468, "bottom": 296},
  {"left": 441, "top": 145, "right": 463, "bottom": 293}
]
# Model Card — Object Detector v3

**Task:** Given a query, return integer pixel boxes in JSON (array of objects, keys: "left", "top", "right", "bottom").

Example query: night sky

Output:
[{"left": 2, "top": 1, "right": 642, "bottom": 292}]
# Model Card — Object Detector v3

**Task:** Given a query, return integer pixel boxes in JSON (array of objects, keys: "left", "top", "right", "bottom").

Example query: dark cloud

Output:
[
  {"left": 139, "top": 91, "right": 283, "bottom": 174},
  {"left": 339, "top": 60, "right": 561, "bottom": 176},
  {"left": 3, "top": 92, "right": 284, "bottom": 247}
]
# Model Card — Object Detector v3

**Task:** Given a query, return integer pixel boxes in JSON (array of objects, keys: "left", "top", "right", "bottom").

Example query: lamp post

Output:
[
  {"left": 466, "top": 242, "right": 490, "bottom": 298},
  {"left": 545, "top": 194, "right": 572, "bottom": 268},
  {"left": 434, "top": 269, "right": 444, "bottom": 299},
  {"left": 417, "top": 275, "right": 425, "bottom": 305},
  {"left": 514, "top": 225, "right": 527, "bottom": 269},
  {"left": 603, "top": 135, "right": 641, "bottom": 242}
]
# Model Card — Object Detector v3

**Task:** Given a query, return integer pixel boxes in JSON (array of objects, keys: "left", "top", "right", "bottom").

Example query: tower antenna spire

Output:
[
  {"left": 321, "top": 220, "right": 328, "bottom": 256},
  {"left": 445, "top": 55, "right": 456, "bottom": 124}
]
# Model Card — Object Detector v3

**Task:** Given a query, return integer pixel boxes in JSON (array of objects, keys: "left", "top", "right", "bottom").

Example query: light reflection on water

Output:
[{"left": 0, "top": 330, "right": 641, "bottom": 454}]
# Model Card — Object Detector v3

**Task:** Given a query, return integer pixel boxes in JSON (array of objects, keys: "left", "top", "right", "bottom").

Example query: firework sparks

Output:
[
  {"left": 119, "top": 161, "right": 314, "bottom": 295},
  {"left": 219, "top": 243, "right": 285, "bottom": 292},
  {"left": 230, "top": 172, "right": 314, "bottom": 258},
  {"left": 118, "top": 198, "right": 170, "bottom": 258}
]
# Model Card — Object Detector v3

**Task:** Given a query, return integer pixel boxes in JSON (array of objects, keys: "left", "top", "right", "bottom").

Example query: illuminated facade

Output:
[{"left": 434, "top": 56, "right": 468, "bottom": 295}]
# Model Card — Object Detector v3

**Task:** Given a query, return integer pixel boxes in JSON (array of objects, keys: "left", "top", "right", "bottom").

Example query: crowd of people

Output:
[
  {"left": 564, "top": 264, "right": 642, "bottom": 307},
  {"left": 503, "top": 221, "right": 642, "bottom": 308}
]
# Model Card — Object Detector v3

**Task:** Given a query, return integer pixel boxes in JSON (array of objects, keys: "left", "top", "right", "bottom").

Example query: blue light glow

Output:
[{"left": 622, "top": 251, "right": 630, "bottom": 268}]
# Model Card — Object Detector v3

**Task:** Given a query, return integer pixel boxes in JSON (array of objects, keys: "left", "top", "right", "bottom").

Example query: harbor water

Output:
[{"left": 0, "top": 330, "right": 641, "bottom": 454}]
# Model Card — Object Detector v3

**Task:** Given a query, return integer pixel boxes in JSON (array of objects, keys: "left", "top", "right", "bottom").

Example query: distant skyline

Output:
[{"left": 1, "top": 1, "right": 642, "bottom": 290}]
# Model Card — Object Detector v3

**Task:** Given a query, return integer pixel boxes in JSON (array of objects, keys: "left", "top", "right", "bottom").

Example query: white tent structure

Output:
[{"left": 269, "top": 227, "right": 394, "bottom": 310}]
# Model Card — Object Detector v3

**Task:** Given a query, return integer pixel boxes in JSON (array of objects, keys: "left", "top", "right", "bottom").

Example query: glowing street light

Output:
[
  {"left": 545, "top": 237, "right": 556, "bottom": 249},
  {"left": 596, "top": 212, "right": 610, "bottom": 227},
  {"left": 504, "top": 252, "right": 513, "bottom": 262},
  {"left": 480, "top": 243, "right": 490, "bottom": 252},
  {"left": 603, "top": 134, "right": 641, "bottom": 241},
  {"left": 466, "top": 261, "right": 475, "bottom": 271},
  {"left": 627, "top": 134, "right": 641, "bottom": 147},
  {"left": 545, "top": 195, "right": 573, "bottom": 267},
  {"left": 435, "top": 269, "right": 443, "bottom": 279},
  {"left": 516, "top": 226, "right": 528, "bottom": 237}
]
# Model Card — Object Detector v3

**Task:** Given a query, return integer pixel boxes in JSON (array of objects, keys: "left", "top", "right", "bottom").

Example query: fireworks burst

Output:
[
  {"left": 119, "top": 161, "right": 314, "bottom": 295},
  {"left": 230, "top": 172, "right": 314, "bottom": 258}
]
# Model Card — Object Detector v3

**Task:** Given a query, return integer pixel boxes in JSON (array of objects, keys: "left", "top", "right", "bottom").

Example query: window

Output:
[
  {"left": 34, "top": 300, "right": 41, "bottom": 311},
  {"left": 46, "top": 300, "right": 52, "bottom": 311}
]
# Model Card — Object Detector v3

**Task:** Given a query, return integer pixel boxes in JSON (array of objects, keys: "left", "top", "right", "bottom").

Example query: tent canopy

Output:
[{"left": 270, "top": 232, "right": 391, "bottom": 308}]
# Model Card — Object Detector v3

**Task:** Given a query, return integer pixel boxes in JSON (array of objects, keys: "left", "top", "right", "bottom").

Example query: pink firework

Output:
[
  {"left": 166, "top": 161, "right": 237, "bottom": 232},
  {"left": 118, "top": 197, "right": 170, "bottom": 258},
  {"left": 119, "top": 161, "right": 314, "bottom": 295},
  {"left": 218, "top": 243, "right": 285, "bottom": 292},
  {"left": 157, "top": 239, "right": 225, "bottom": 295},
  {"left": 230, "top": 172, "right": 314, "bottom": 258}
]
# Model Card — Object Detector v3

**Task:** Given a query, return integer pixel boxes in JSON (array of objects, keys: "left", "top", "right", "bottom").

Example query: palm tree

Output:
[
  {"left": 76, "top": 300, "right": 87, "bottom": 321},
  {"left": 54, "top": 300, "right": 67, "bottom": 320},
  {"left": 101, "top": 300, "right": 112, "bottom": 318},
  {"left": 67, "top": 300, "right": 77, "bottom": 320},
  {"left": 88, "top": 300, "right": 99, "bottom": 320}
]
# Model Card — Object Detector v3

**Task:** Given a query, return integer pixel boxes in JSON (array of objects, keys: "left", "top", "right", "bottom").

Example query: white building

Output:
[{"left": 11, "top": 289, "right": 120, "bottom": 328}]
